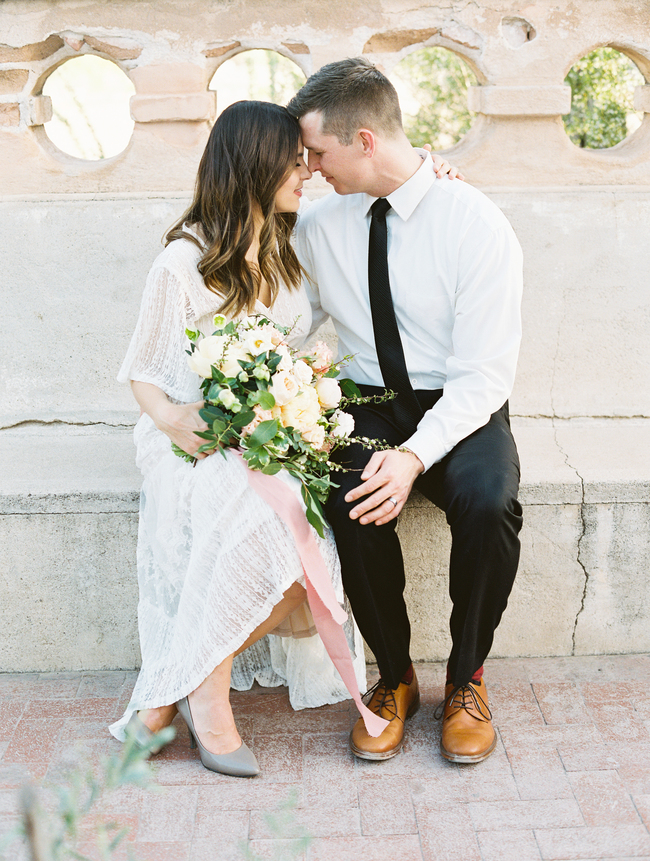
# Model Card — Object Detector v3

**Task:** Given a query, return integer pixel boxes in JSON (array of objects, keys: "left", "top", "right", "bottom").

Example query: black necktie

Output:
[{"left": 368, "top": 198, "right": 423, "bottom": 430}]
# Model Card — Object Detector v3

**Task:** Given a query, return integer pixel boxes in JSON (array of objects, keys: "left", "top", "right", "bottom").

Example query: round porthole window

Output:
[
  {"left": 563, "top": 48, "right": 644, "bottom": 149},
  {"left": 209, "top": 49, "right": 306, "bottom": 116},
  {"left": 42, "top": 55, "right": 135, "bottom": 160},
  {"left": 388, "top": 47, "right": 478, "bottom": 150}
]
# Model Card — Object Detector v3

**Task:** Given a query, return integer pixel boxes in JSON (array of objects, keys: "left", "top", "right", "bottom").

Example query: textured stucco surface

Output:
[
  {"left": 1, "top": 0, "right": 649, "bottom": 670},
  {"left": 1, "top": 189, "right": 648, "bottom": 428}
]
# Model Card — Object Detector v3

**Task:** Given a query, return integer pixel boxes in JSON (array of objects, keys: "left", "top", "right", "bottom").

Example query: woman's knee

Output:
[{"left": 284, "top": 582, "right": 307, "bottom": 606}]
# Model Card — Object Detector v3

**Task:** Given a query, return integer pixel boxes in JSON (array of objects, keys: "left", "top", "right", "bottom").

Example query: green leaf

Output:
[
  {"left": 302, "top": 486, "right": 327, "bottom": 539},
  {"left": 231, "top": 408, "right": 255, "bottom": 429},
  {"left": 210, "top": 367, "right": 228, "bottom": 383},
  {"left": 207, "top": 381, "right": 226, "bottom": 401},
  {"left": 255, "top": 390, "right": 276, "bottom": 410},
  {"left": 339, "top": 378, "right": 362, "bottom": 398},
  {"left": 261, "top": 462, "right": 283, "bottom": 475},
  {"left": 246, "top": 419, "right": 279, "bottom": 448},
  {"left": 171, "top": 443, "right": 196, "bottom": 464},
  {"left": 267, "top": 352, "right": 282, "bottom": 372},
  {"left": 199, "top": 405, "right": 226, "bottom": 422}
]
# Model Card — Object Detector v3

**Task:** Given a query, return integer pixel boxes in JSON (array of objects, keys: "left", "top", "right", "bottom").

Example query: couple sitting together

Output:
[{"left": 110, "top": 57, "right": 524, "bottom": 777}]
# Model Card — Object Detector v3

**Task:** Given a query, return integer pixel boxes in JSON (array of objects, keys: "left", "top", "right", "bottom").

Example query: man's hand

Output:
[{"left": 345, "top": 449, "right": 425, "bottom": 526}]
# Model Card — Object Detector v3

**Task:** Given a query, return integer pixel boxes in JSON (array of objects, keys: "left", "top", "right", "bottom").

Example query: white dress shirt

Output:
[{"left": 295, "top": 154, "right": 523, "bottom": 471}]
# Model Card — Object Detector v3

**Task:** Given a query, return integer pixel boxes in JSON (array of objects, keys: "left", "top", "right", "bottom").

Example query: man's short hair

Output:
[{"left": 287, "top": 57, "right": 403, "bottom": 145}]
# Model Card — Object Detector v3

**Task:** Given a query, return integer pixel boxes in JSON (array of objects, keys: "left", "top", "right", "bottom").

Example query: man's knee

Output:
[{"left": 447, "top": 469, "right": 521, "bottom": 529}]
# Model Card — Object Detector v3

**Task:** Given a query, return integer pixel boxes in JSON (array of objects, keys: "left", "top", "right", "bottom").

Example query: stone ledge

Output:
[
  {"left": 1, "top": 419, "right": 648, "bottom": 671},
  {"left": 2, "top": 419, "right": 648, "bottom": 513}
]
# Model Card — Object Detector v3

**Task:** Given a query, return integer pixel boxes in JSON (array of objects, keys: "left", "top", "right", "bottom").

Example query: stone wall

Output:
[{"left": 1, "top": 0, "right": 649, "bottom": 671}]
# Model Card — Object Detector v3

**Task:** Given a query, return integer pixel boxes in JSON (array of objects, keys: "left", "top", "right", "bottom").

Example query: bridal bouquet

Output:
[{"left": 174, "top": 314, "right": 386, "bottom": 537}]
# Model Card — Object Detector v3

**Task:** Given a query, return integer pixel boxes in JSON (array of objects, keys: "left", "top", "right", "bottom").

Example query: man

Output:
[{"left": 287, "top": 58, "right": 523, "bottom": 764}]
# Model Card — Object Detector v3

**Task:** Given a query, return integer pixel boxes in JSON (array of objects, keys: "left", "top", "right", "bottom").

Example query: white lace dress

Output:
[{"left": 110, "top": 235, "right": 365, "bottom": 741}]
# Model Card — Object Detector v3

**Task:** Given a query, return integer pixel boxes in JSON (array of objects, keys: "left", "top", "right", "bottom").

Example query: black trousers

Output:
[{"left": 326, "top": 387, "right": 523, "bottom": 690}]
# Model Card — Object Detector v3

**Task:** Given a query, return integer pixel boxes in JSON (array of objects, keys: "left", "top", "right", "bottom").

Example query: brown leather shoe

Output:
[
  {"left": 437, "top": 678, "right": 496, "bottom": 764},
  {"left": 349, "top": 671, "right": 420, "bottom": 760}
]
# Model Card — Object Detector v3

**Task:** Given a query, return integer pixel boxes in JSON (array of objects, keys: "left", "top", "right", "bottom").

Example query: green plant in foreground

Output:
[
  {"left": 0, "top": 727, "right": 175, "bottom": 861},
  {"left": 239, "top": 789, "right": 312, "bottom": 861}
]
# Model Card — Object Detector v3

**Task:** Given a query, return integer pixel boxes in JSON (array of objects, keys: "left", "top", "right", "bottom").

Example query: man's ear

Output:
[{"left": 358, "top": 129, "right": 376, "bottom": 157}]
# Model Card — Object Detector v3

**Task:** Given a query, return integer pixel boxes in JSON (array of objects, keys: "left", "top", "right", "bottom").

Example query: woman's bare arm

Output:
[{"left": 131, "top": 381, "right": 211, "bottom": 458}]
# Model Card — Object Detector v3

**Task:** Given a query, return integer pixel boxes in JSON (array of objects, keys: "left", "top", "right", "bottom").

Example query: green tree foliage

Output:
[
  {"left": 563, "top": 48, "right": 644, "bottom": 149},
  {"left": 391, "top": 47, "right": 477, "bottom": 150},
  {"left": 210, "top": 50, "right": 305, "bottom": 113}
]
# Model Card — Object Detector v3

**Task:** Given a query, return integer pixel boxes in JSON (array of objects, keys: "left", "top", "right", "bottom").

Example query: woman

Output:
[{"left": 111, "top": 100, "right": 455, "bottom": 776}]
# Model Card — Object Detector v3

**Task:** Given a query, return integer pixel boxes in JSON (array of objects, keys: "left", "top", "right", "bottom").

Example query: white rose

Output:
[
  {"left": 243, "top": 324, "right": 276, "bottom": 357},
  {"left": 270, "top": 370, "right": 300, "bottom": 406},
  {"left": 315, "top": 377, "right": 342, "bottom": 410},
  {"left": 187, "top": 334, "right": 227, "bottom": 378},
  {"left": 301, "top": 423, "right": 326, "bottom": 449},
  {"left": 187, "top": 352, "right": 213, "bottom": 378},
  {"left": 293, "top": 359, "right": 313, "bottom": 387},
  {"left": 280, "top": 386, "right": 321, "bottom": 431},
  {"left": 199, "top": 334, "right": 227, "bottom": 363},
  {"left": 221, "top": 342, "right": 251, "bottom": 377},
  {"left": 331, "top": 409, "right": 355, "bottom": 438},
  {"left": 275, "top": 343, "right": 294, "bottom": 372}
]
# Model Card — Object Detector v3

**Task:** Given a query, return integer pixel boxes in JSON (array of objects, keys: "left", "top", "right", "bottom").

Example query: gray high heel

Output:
[
  {"left": 124, "top": 711, "right": 170, "bottom": 756},
  {"left": 176, "top": 696, "right": 260, "bottom": 777}
]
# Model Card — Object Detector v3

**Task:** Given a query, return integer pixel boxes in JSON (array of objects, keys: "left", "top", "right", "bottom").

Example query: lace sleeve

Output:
[{"left": 117, "top": 264, "right": 198, "bottom": 403}]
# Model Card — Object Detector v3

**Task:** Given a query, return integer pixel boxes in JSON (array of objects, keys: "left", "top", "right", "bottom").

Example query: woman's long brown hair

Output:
[{"left": 166, "top": 101, "right": 304, "bottom": 317}]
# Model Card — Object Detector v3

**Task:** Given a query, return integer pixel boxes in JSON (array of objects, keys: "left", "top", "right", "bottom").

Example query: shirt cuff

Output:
[{"left": 401, "top": 429, "right": 447, "bottom": 473}]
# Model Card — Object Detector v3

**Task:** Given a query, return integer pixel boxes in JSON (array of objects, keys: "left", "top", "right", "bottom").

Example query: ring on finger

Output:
[{"left": 388, "top": 496, "right": 398, "bottom": 508}]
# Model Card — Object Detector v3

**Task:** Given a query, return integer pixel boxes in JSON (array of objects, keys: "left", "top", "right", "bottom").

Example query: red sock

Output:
[
  {"left": 446, "top": 665, "right": 484, "bottom": 685},
  {"left": 401, "top": 664, "right": 414, "bottom": 685}
]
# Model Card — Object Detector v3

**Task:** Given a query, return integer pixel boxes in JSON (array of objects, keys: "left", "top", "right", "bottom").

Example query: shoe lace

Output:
[
  {"left": 433, "top": 683, "right": 492, "bottom": 722},
  {"left": 362, "top": 679, "right": 402, "bottom": 724}
]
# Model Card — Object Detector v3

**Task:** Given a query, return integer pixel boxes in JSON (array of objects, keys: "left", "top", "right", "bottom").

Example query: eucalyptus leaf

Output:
[
  {"left": 231, "top": 408, "right": 255, "bottom": 429},
  {"left": 256, "top": 390, "right": 276, "bottom": 410},
  {"left": 247, "top": 419, "right": 280, "bottom": 448}
]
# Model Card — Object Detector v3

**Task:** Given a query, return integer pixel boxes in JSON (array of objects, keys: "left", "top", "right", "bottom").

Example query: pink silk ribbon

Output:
[{"left": 233, "top": 452, "right": 389, "bottom": 738}]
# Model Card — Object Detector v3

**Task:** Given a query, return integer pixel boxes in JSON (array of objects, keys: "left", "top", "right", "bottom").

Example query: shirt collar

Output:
[{"left": 362, "top": 150, "right": 435, "bottom": 221}]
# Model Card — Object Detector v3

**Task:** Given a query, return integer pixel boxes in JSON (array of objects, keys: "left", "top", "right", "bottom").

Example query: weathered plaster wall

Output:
[{"left": 1, "top": 0, "right": 649, "bottom": 668}]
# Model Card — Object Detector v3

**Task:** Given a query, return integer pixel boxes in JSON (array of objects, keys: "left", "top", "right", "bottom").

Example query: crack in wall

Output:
[
  {"left": 1, "top": 419, "right": 134, "bottom": 431},
  {"left": 552, "top": 421, "right": 589, "bottom": 655}
]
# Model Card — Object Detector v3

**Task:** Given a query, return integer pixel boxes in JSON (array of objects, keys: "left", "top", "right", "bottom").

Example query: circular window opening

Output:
[
  {"left": 209, "top": 49, "right": 306, "bottom": 115},
  {"left": 42, "top": 55, "right": 135, "bottom": 160},
  {"left": 388, "top": 47, "right": 478, "bottom": 150},
  {"left": 563, "top": 48, "right": 644, "bottom": 149}
]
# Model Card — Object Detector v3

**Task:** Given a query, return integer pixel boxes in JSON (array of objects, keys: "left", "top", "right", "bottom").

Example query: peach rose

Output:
[
  {"left": 301, "top": 423, "right": 326, "bottom": 449},
  {"left": 242, "top": 405, "right": 274, "bottom": 436},
  {"left": 314, "top": 377, "right": 342, "bottom": 410},
  {"left": 292, "top": 359, "right": 313, "bottom": 387},
  {"left": 310, "top": 341, "right": 334, "bottom": 374},
  {"left": 280, "top": 386, "right": 321, "bottom": 431},
  {"left": 270, "top": 370, "right": 300, "bottom": 406}
]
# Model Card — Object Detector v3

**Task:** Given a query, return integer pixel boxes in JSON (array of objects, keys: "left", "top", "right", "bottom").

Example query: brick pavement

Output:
[{"left": 1, "top": 655, "right": 649, "bottom": 861}]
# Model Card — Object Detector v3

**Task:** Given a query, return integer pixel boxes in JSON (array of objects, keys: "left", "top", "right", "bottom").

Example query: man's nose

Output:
[{"left": 307, "top": 151, "right": 320, "bottom": 173}]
